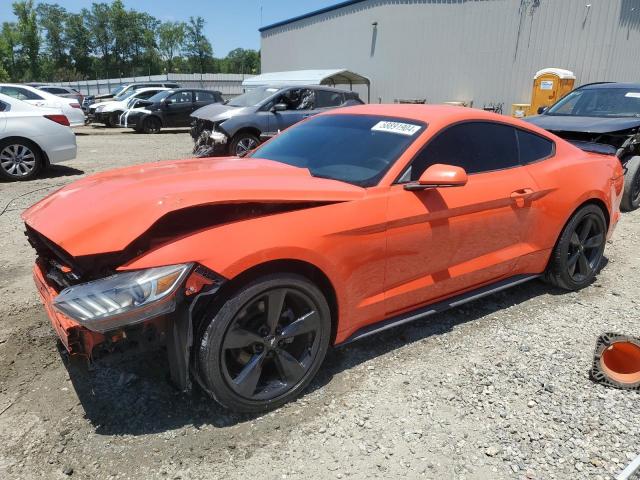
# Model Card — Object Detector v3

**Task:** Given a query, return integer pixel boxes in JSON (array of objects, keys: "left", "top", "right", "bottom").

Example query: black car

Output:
[
  {"left": 82, "top": 82, "right": 182, "bottom": 113},
  {"left": 121, "top": 88, "right": 224, "bottom": 133},
  {"left": 527, "top": 82, "right": 640, "bottom": 211}
]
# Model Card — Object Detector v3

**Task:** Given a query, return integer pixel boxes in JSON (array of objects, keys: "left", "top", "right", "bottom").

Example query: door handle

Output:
[
  {"left": 510, "top": 188, "right": 535, "bottom": 207},
  {"left": 510, "top": 188, "right": 535, "bottom": 199}
]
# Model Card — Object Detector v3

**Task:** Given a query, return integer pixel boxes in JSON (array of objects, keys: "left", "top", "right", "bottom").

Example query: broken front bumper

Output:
[{"left": 33, "top": 261, "right": 105, "bottom": 356}]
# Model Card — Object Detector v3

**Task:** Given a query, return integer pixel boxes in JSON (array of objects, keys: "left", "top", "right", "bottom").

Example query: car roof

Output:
[
  {"left": 579, "top": 82, "right": 640, "bottom": 90},
  {"left": 323, "top": 104, "right": 554, "bottom": 137},
  {"left": 165, "top": 88, "right": 221, "bottom": 93},
  {"left": 261, "top": 84, "right": 358, "bottom": 94}
]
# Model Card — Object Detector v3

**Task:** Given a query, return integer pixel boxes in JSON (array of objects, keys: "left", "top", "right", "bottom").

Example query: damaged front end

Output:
[
  {"left": 26, "top": 225, "right": 225, "bottom": 391},
  {"left": 553, "top": 127, "right": 640, "bottom": 161},
  {"left": 191, "top": 119, "right": 229, "bottom": 158}
]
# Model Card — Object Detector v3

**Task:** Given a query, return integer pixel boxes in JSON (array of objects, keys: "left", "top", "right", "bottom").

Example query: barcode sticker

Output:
[{"left": 371, "top": 121, "right": 421, "bottom": 136}]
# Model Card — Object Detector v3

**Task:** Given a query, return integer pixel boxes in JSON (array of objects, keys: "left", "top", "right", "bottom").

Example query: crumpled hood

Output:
[
  {"left": 191, "top": 103, "right": 249, "bottom": 122},
  {"left": 526, "top": 114, "right": 640, "bottom": 134},
  {"left": 22, "top": 157, "right": 364, "bottom": 257}
]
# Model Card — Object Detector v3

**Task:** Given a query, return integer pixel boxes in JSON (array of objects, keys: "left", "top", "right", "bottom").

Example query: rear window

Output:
[
  {"left": 42, "top": 87, "right": 68, "bottom": 94},
  {"left": 517, "top": 129, "right": 554, "bottom": 164},
  {"left": 251, "top": 114, "right": 425, "bottom": 187},
  {"left": 0, "top": 86, "right": 44, "bottom": 101},
  {"left": 315, "top": 90, "right": 344, "bottom": 108},
  {"left": 195, "top": 91, "right": 217, "bottom": 102}
]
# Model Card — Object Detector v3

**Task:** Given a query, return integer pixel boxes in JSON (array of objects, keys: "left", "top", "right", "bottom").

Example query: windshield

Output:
[
  {"left": 147, "top": 90, "right": 173, "bottom": 103},
  {"left": 547, "top": 87, "right": 640, "bottom": 117},
  {"left": 227, "top": 87, "right": 280, "bottom": 107},
  {"left": 114, "top": 89, "right": 137, "bottom": 101},
  {"left": 111, "top": 85, "right": 125, "bottom": 96},
  {"left": 250, "top": 114, "right": 425, "bottom": 187}
]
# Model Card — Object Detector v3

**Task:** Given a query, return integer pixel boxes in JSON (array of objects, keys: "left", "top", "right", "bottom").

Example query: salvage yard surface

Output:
[{"left": 0, "top": 127, "right": 638, "bottom": 480}]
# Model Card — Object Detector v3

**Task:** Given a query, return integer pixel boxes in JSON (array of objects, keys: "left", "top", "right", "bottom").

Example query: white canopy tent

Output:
[{"left": 242, "top": 69, "right": 371, "bottom": 103}]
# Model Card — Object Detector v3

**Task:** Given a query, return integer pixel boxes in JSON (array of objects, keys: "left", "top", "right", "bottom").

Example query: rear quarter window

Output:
[{"left": 517, "top": 129, "right": 555, "bottom": 164}]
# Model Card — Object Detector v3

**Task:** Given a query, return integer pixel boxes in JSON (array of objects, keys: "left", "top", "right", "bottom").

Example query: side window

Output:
[
  {"left": 0, "top": 86, "right": 44, "bottom": 101},
  {"left": 517, "top": 129, "right": 554, "bottom": 164},
  {"left": 167, "top": 91, "right": 192, "bottom": 104},
  {"left": 195, "top": 91, "right": 215, "bottom": 102},
  {"left": 406, "top": 122, "right": 519, "bottom": 181},
  {"left": 315, "top": 90, "right": 344, "bottom": 108},
  {"left": 278, "top": 89, "right": 315, "bottom": 110},
  {"left": 0, "top": 101, "right": 8, "bottom": 112}
]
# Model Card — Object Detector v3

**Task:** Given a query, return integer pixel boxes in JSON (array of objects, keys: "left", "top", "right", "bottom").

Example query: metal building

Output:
[{"left": 260, "top": 0, "right": 640, "bottom": 109}]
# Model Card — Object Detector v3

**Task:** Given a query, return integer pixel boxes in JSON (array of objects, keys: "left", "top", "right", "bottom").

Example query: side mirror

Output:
[
  {"left": 537, "top": 106, "right": 547, "bottom": 114},
  {"left": 271, "top": 103, "right": 287, "bottom": 112},
  {"left": 404, "top": 164, "right": 468, "bottom": 191}
]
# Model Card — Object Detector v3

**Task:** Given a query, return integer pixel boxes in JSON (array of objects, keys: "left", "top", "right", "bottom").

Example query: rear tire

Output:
[
  {"left": 621, "top": 156, "right": 640, "bottom": 212},
  {"left": 142, "top": 116, "right": 162, "bottom": 134},
  {"left": 0, "top": 139, "right": 44, "bottom": 181},
  {"left": 545, "top": 204, "right": 607, "bottom": 291},
  {"left": 197, "top": 274, "right": 331, "bottom": 413}
]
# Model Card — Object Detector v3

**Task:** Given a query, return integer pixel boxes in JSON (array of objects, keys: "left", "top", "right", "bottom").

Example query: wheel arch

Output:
[
  {"left": 231, "top": 126, "right": 262, "bottom": 140},
  {"left": 200, "top": 259, "right": 339, "bottom": 345},
  {"left": 0, "top": 135, "right": 49, "bottom": 166},
  {"left": 144, "top": 114, "right": 164, "bottom": 127},
  {"left": 545, "top": 197, "right": 610, "bottom": 271}
]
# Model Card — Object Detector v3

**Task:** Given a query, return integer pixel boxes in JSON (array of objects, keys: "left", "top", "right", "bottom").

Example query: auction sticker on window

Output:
[{"left": 371, "top": 121, "right": 421, "bottom": 136}]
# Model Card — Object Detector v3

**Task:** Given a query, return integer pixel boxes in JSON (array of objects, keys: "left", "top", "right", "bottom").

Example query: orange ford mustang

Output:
[{"left": 23, "top": 105, "right": 624, "bottom": 412}]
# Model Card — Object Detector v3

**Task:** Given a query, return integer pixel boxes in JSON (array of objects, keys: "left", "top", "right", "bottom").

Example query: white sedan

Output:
[
  {"left": 0, "top": 93, "right": 77, "bottom": 181},
  {"left": 91, "top": 87, "right": 169, "bottom": 127},
  {"left": 0, "top": 84, "right": 85, "bottom": 127}
]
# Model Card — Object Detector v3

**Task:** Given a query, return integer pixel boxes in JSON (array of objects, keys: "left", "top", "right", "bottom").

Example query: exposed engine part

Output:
[
  {"left": 193, "top": 129, "right": 228, "bottom": 158},
  {"left": 590, "top": 333, "right": 640, "bottom": 391}
]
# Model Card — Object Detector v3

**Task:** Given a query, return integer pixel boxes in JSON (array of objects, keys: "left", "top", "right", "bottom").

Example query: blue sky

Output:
[{"left": 0, "top": 0, "right": 340, "bottom": 56}]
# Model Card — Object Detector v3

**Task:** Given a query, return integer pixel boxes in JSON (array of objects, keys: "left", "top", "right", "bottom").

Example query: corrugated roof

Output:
[
  {"left": 259, "top": 0, "right": 368, "bottom": 32},
  {"left": 242, "top": 69, "right": 370, "bottom": 87}
]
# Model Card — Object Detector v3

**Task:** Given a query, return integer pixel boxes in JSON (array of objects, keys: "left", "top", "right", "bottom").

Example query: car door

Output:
[
  {"left": 268, "top": 88, "right": 315, "bottom": 133},
  {"left": 162, "top": 90, "right": 195, "bottom": 127},
  {"left": 384, "top": 121, "right": 540, "bottom": 316}
]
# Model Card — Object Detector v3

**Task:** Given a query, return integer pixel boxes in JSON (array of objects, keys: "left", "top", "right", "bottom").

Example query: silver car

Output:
[{"left": 190, "top": 85, "right": 363, "bottom": 157}]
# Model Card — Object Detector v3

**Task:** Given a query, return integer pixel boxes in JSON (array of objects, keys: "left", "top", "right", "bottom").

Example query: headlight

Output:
[
  {"left": 53, "top": 264, "right": 192, "bottom": 333},
  {"left": 95, "top": 105, "right": 104, "bottom": 112}
]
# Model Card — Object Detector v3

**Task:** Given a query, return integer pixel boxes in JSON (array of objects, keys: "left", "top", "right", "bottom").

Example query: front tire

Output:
[
  {"left": 0, "top": 139, "right": 44, "bottom": 181},
  {"left": 621, "top": 156, "right": 640, "bottom": 212},
  {"left": 197, "top": 274, "right": 331, "bottom": 413},
  {"left": 142, "top": 116, "right": 162, "bottom": 134},
  {"left": 228, "top": 132, "right": 260, "bottom": 157},
  {"left": 545, "top": 204, "right": 607, "bottom": 291}
]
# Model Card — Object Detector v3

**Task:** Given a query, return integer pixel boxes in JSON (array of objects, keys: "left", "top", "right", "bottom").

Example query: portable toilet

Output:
[{"left": 530, "top": 68, "right": 576, "bottom": 114}]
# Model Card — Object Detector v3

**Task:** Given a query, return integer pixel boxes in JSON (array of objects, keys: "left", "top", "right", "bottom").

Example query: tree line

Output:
[{"left": 0, "top": 0, "right": 261, "bottom": 83}]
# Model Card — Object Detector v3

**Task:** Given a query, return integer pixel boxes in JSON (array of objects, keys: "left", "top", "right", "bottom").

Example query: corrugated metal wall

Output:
[
  {"left": 53, "top": 73, "right": 254, "bottom": 98},
  {"left": 261, "top": 0, "right": 640, "bottom": 109}
]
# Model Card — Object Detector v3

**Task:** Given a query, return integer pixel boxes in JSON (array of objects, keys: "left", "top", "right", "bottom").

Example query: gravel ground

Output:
[{"left": 0, "top": 126, "right": 638, "bottom": 480}]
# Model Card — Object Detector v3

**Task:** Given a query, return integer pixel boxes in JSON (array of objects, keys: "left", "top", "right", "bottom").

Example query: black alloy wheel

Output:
[
  {"left": 566, "top": 215, "right": 605, "bottom": 282},
  {"left": 545, "top": 204, "right": 606, "bottom": 291},
  {"left": 197, "top": 274, "right": 331, "bottom": 412}
]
